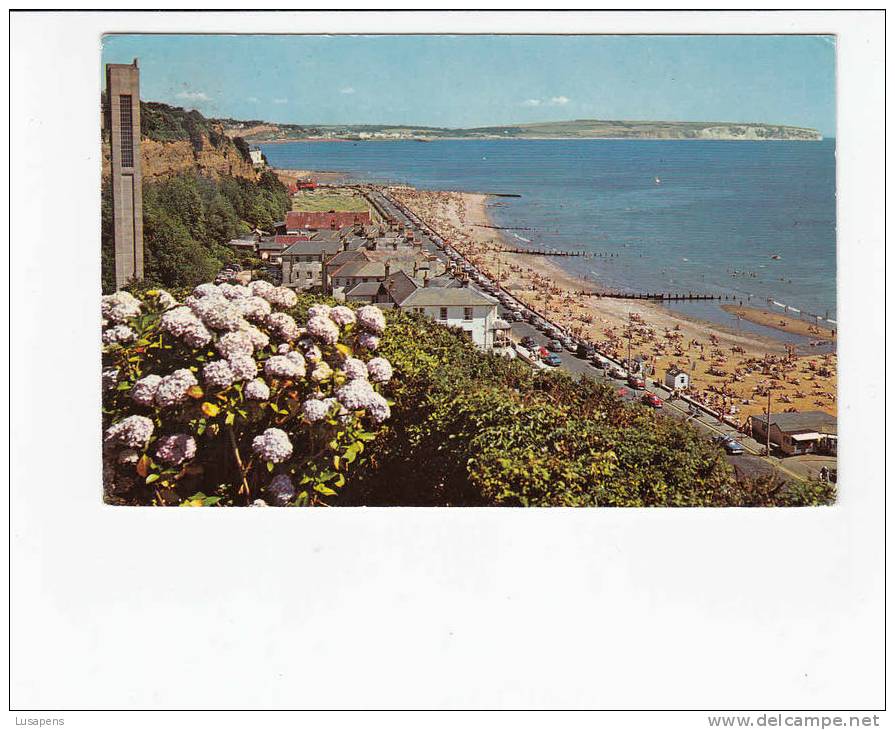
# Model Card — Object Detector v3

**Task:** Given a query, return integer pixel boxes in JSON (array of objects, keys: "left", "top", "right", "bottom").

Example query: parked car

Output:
[
  {"left": 713, "top": 435, "right": 745, "bottom": 455},
  {"left": 520, "top": 336, "right": 537, "bottom": 350},
  {"left": 561, "top": 337, "right": 576, "bottom": 352},
  {"left": 547, "top": 339, "right": 564, "bottom": 353},
  {"left": 576, "top": 342, "right": 595, "bottom": 359},
  {"left": 544, "top": 353, "right": 563, "bottom": 367},
  {"left": 536, "top": 346, "right": 550, "bottom": 359},
  {"left": 590, "top": 355, "right": 608, "bottom": 369},
  {"left": 522, "top": 310, "right": 536, "bottom": 323},
  {"left": 641, "top": 392, "right": 663, "bottom": 409},
  {"left": 508, "top": 311, "right": 523, "bottom": 322},
  {"left": 627, "top": 374, "right": 646, "bottom": 390},
  {"left": 608, "top": 366, "right": 627, "bottom": 380}
]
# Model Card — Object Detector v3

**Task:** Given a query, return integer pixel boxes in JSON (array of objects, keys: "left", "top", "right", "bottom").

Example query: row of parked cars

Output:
[{"left": 443, "top": 250, "right": 752, "bottom": 457}]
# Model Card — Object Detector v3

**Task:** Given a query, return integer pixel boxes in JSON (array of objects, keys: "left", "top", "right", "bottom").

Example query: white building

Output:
[
  {"left": 664, "top": 366, "right": 690, "bottom": 390},
  {"left": 249, "top": 147, "right": 264, "bottom": 167},
  {"left": 397, "top": 285, "right": 499, "bottom": 350}
]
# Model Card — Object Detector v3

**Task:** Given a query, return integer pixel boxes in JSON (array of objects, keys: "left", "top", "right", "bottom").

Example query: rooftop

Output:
[
  {"left": 751, "top": 410, "right": 837, "bottom": 435},
  {"left": 400, "top": 286, "right": 498, "bottom": 308}
]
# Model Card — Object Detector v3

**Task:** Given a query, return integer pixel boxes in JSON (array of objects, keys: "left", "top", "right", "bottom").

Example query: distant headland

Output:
[{"left": 214, "top": 116, "right": 823, "bottom": 143}]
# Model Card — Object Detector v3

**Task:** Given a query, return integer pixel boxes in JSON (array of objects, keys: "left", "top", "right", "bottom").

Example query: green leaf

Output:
[
  {"left": 314, "top": 484, "right": 337, "bottom": 496},
  {"left": 225, "top": 411, "right": 235, "bottom": 426},
  {"left": 145, "top": 474, "right": 160, "bottom": 484},
  {"left": 266, "top": 461, "right": 274, "bottom": 472}
]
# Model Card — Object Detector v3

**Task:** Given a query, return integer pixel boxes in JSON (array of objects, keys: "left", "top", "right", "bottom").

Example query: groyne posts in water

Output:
[{"left": 577, "top": 291, "right": 731, "bottom": 301}]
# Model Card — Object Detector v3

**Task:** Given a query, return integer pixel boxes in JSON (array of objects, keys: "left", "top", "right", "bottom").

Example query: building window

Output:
[
  {"left": 119, "top": 95, "right": 134, "bottom": 167},
  {"left": 463, "top": 307, "right": 473, "bottom": 321},
  {"left": 305, "top": 271, "right": 313, "bottom": 279},
  {"left": 438, "top": 307, "right": 448, "bottom": 321}
]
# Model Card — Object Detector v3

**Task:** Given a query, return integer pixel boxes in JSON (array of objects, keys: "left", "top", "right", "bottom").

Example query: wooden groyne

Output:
[
  {"left": 578, "top": 291, "right": 731, "bottom": 301},
  {"left": 503, "top": 247, "right": 589, "bottom": 257},
  {"left": 475, "top": 224, "right": 532, "bottom": 231}
]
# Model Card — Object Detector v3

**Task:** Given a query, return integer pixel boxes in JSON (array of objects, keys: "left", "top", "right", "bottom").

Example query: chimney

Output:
[
  {"left": 413, "top": 260, "right": 419, "bottom": 277},
  {"left": 384, "top": 261, "right": 390, "bottom": 278},
  {"left": 392, "top": 239, "right": 398, "bottom": 250},
  {"left": 423, "top": 271, "right": 429, "bottom": 288},
  {"left": 342, "top": 238, "right": 349, "bottom": 252}
]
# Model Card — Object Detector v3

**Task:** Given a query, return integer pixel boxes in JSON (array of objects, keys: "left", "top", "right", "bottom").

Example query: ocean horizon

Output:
[{"left": 261, "top": 138, "right": 837, "bottom": 337}]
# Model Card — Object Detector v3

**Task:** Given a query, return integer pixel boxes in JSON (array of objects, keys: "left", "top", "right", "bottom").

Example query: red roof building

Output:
[{"left": 285, "top": 210, "right": 372, "bottom": 232}]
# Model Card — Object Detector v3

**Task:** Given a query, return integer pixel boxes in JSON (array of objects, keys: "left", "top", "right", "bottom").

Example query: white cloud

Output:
[
  {"left": 549, "top": 96, "right": 570, "bottom": 106},
  {"left": 246, "top": 96, "right": 259, "bottom": 103},
  {"left": 340, "top": 87, "right": 355, "bottom": 95},
  {"left": 522, "top": 98, "right": 542, "bottom": 107},
  {"left": 272, "top": 97, "right": 288, "bottom": 104},
  {"left": 175, "top": 90, "right": 210, "bottom": 102}
]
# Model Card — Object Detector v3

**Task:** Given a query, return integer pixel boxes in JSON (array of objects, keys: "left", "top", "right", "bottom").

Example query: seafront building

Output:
[{"left": 748, "top": 411, "right": 837, "bottom": 456}]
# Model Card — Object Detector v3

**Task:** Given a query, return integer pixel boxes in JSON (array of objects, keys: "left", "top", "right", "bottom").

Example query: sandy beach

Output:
[{"left": 387, "top": 186, "right": 837, "bottom": 423}]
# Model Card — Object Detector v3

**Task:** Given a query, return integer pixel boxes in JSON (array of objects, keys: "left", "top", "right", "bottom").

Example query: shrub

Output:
[{"left": 101, "top": 286, "right": 393, "bottom": 507}]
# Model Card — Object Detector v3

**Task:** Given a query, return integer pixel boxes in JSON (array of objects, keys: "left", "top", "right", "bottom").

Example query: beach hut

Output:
[{"left": 664, "top": 366, "right": 690, "bottom": 391}]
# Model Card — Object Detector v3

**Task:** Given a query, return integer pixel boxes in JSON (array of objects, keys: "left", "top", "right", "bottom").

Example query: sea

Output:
[{"left": 261, "top": 139, "right": 836, "bottom": 343}]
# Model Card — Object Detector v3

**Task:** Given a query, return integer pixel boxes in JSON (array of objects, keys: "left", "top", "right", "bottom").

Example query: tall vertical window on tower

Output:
[{"left": 119, "top": 95, "right": 134, "bottom": 167}]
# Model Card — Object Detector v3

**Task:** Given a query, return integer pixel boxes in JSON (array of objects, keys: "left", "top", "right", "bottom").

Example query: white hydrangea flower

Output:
[
  {"left": 203, "top": 360, "right": 234, "bottom": 389},
  {"left": 252, "top": 428, "right": 293, "bottom": 464},
  {"left": 102, "top": 367, "right": 119, "bottom": 391},
  {"left": 366, "top": 391, "right": 391, "bottom": 424},
  {"left": 105, "top": 415, "right": 154, "bottom": 449},
  {"left": 263, "top": 286, "right": 298, "bottom": 309},
  {"left": 160, "top": 306, "right": 213, "bottom": 349},
  {"left": 233, "top": 295, "right": 272, "bottom": 323},
  {"left": 102, "top": 324, "right": 136, "bottom": 346},
  {"left": 356, "top": 305, "right": 386, "bottom": 334},
  {"left": 307, "top": 303, "right": 332, "bottom": 319},
  {"left": 266, "top": 474, "right": 296, "bottom": 506},
  {"left": 192, "top": 282, "right": 221, "bottom": 299},
  {"left": 366, "top": 357, "right": 393, "bottom": 383},
  {"left": 306, "top": 314, "right": 340, "bottom": 345},
  {"left": 240, "top": 323, "right": 270, "bottom": 352},
  {"left": 341, "top": 357, "right": 368, "bottom": 381},
  {"left": 336, "top": 378, "right": 377, "bottom": 411},
  {"left": 267, "top": 312, "right": 301, "bottom": 341},
  {"left": 357, "top": 332, "right": 380, "bottom": 351},
  {"left": 155, "top": 433, "right": 197, "bottom": 466},
  {"left": 329, "top": 305, "right": 356, "bottom": 327},
  {"left": 219, "top": 283, "right": 250, "bottom": 300},
  {"left": 154, "top": 368, "right": 198, "bottom": 408},
  {"left": 131, "top": 374, "right": 162, "bottom": 406},
  {"left": 215, "top": 330, "right": 254, "bottom": 360},
  {"left": 248, "top": 280, "right": 275, "bottom": 297},
  {"left": 285, "top": 350, "right": 307, "bottom": 371},
  {"left": 310, "top": 362, "right": 333, "bottom": 383},
  {"left": 101, "top": 290, "right": 142, "bottom": 324},
  {"left": 244, "top": 378, "right": 270, "bottom": 401},
  {"left": 191, "top": 297, "right": 245, "bottom": 333},
  {"left": 276, "top": 343, "right": 292, "bottom": 354},
  {"left": 228, "top": 354, "right": 258, "bottom": 382},
  {"left": 250, "top": 499, "right": 269, "bottom": 507},
  {"left": 264, "top": 354, "right": 305, "bottom": 380},
  {"left": 301, "top": 397, "right": 335, "bottom": 423}
]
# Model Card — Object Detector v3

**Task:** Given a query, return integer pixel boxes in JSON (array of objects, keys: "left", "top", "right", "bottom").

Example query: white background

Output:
[{"left": 6, "top": 9, "right": 886, "bottom": 722}]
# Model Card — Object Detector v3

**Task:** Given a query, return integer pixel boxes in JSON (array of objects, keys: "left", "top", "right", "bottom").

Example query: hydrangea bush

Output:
[{"left": 101, "top": 286, "right": 393, "bottom": 507}]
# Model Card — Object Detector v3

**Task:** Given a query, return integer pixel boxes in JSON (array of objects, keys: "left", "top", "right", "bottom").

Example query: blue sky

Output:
[{"left": 102, "top": 34, "right": 836, "bottom": 135}]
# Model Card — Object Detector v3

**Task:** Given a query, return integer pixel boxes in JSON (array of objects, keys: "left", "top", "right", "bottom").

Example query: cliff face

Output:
[{"left": 102, "top": 132, "right": 259, "bottom": 182}]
